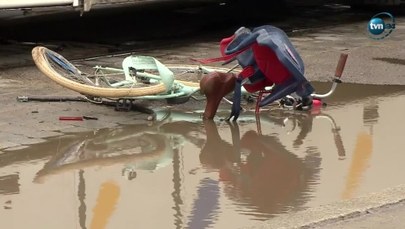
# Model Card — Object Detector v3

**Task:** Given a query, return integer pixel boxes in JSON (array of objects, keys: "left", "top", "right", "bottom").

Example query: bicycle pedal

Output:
[{"left": 115, "top": 99, "right": 133, "bottom": 112}]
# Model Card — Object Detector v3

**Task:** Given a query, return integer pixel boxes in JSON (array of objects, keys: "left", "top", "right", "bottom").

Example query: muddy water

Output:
[{"left": 1, "top": 83, "right": 405, "bottom": 229}]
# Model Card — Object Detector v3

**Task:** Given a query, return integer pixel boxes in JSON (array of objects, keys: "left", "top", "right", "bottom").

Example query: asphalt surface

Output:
[
  {"left": 243, "top": 184, "right": 405, "bottom": 229},
  {"left": 1, "top": 3, "right": 405, "bottom": 228}
]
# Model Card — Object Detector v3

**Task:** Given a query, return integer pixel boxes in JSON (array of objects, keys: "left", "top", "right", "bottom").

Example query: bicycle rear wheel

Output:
[{"left": 32, "top": 46, "right": 167, "bottom": 97}]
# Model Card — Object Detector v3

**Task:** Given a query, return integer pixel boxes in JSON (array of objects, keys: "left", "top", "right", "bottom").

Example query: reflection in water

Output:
[
  {"left": 363, "top": 102, "right": 379, "bottom": 127},
  {"left": 0, "top": 174, "right": 19, "bottom": 195},
  {"left": 172, "top": 148, "right": 184, "bottom": 229},
  {"left": 90, "top": 181, "right": 120, "bottom": 229},
  {"left": 316, "top": 114, "right": 346, "bottom": 160},
  {"left": 342, "top": 101, "right": 378, "bottom": 199},
  {"left": 198, "top": 118, "right": 322, "bottom": 219},
  {"left": 29, "top": 109, "right": 343, "bottom": 224},
  {"left": 187, "top": 178, "right": 220, "bottom": 229},
  {"left": 259, "top": 109, "right": 346, "bottom": 159},
  {"left": 0, "top": 107, "right": 347, "bottom": 227},
  {"left": 342, "top": 132, "right": 373, "bottom": 199},
  {"left": 33, "top": 130, "right": 172, "bottom": 183},
  {"left": 78, "top": 170, "right": 87, "bottom": 229},
  {"left": 0, "top": 108, "right": 345, "bottom": 228}
]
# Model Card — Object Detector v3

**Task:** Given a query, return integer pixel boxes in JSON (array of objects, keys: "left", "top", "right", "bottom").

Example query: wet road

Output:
[
  {"left": 1, "top": 3, "right": 405, "bottom": 229},
  {"left": 1, "top": 83, "right": 405, "bottom": 228}
]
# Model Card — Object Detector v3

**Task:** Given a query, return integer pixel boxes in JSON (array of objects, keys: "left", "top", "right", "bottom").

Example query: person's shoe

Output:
[
  {"left": 296, "top": 96, "right": 313, "bottom": 111},
  {"left": 279, "top": 97, "right": 295, "bottom": 108}
]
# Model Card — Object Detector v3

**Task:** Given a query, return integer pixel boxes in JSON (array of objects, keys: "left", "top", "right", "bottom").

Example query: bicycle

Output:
[
  {"left": 32, "top": 46, "right": 240, "bottom": 105},
  {"left": 31, "top": 46, "right": 347, "bottom": 116}
]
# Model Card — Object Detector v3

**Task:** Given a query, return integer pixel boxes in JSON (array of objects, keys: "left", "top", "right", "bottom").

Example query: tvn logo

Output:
[{"left": 368, "top": 12, "right": 395, "bottom": 40}]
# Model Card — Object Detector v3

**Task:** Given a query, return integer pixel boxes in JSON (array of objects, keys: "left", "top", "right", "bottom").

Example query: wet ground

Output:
[
  {"left": 1, "top": 83, "right": 405, "bottom": 228},
  {"left": 1, "top": 2, "right": 405, "bottom": 229}
]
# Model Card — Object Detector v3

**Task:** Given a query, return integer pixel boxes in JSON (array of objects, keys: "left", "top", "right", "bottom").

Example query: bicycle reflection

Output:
[
  {"left": 31, "top": 109, "right": 346, "bottom": 226},
  {"left": 33, "top": 124, "right": 187, "bottom": 183}
]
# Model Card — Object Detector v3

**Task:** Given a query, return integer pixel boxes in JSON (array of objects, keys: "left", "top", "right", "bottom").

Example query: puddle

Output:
[{"left": 1, "top": 83, "right": 405, "bottom": 228}]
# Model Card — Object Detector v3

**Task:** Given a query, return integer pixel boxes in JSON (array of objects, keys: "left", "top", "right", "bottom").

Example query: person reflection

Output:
[
  {"left": 187, "top": 121, "right": 239, "bottom": 229},
  {"left": 199, "top": 119, "right": 321, "bottom": 217},
  {"left": 199, "top": 120, "right": 240, "bottom": 169}
]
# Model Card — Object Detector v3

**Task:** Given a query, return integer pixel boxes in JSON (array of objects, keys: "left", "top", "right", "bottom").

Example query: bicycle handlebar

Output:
[{"left": 335, "top": 53, "right": 348, "bottom": 78}]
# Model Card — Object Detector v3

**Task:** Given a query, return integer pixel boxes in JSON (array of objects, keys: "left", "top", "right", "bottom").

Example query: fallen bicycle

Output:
[{"left": 29, "top": 25, "right": 348, "bottom": 120}]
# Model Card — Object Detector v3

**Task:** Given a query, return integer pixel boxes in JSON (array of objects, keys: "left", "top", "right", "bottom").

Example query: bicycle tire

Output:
[
  {"left": 32, "top": 46, "right": 240, "bottom": 98},
  {"left": 32, "top": 46, "right": 167, "bottom": 98}
]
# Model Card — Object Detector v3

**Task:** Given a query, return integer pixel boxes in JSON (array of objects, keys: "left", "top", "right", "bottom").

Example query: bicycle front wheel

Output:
[{"left": 32, "top": 46, "right": 167, "bottom": 98}]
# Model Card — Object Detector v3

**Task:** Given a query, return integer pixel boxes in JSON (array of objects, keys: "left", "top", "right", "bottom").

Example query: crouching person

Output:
[{"left": 200, "top": 25, "right": 314, "bottom": 120}]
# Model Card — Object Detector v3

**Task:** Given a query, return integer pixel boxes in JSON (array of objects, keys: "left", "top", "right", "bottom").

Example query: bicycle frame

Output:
[
  {"left": 90, "top": 54, "right": 258, "bottom": 102},
  {"left": 94, "top": 66, "right": 200, "bottom": 100},
  {"left": 92, "top": 55, "right": 205, "bottom": 100}
]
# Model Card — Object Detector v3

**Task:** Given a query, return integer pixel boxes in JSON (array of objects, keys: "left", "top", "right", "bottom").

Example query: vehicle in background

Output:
[
  {"left": 0, "top": 0, "right": 220, "bottom": 12},
  {"left": 0, "top": 0, "right": 403, "bottom": 16},
  {"left": 344, "top": 0, "right": 405, "bottom": 7}
]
